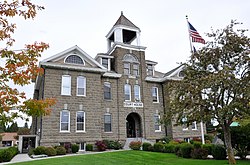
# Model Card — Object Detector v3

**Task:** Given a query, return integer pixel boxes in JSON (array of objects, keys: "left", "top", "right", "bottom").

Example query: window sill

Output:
[
  {"left": 77, "top": 95, "right": 86, "bottom": 97},
  {"left": 76, "top": 131, "right": 86, "bottom": 133},
  {"left": 61, "top": 94, "right": 71, "bottom": 96},
  {"left": 60, "top": 131, "right": 70, "bottom": 133},
  {"left": 182, "top": 129, "right": 189, "bottom": 131},
  {"left": 104, "top": 99, "right": 112, "bottom": 101},
  {"left": 155, "top": 130, "right": 162, "bottom": 133},
  {"left": 153, "top": 101, "right": 159, "bottom": 103},
  {"left": 104, "top": 132, "right": 113, "bottom": 133}
]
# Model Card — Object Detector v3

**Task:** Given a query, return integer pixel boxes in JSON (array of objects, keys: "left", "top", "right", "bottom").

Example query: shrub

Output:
[
  {"left": 45, "top": 147, "right": 57, "bottom": 156},
  {"left": 112, "top": 141, "right": 122, "bottom": 150},
  {"left": 95, "top": 141, "right": 107, "bottom": 151},
  {"left": 174, "top": 144, "right": 181, "bottom": 157},
  {"left": 191, "top": 148, "right": 208, "bottom": 159},
  {"left": 159, "top": 136, "right": 172, "bottom": 144},
  {"left": 86, "top": 144, "right": 93, "bottom": 151},
  {"left": 71, "top": 144, "right": 79, "bottom": 153},
  {"left": 33, "top": 146, "right": 46, "bottom": 155},
  {"left": 193, "top": 141, "right": 202, "bottom": 149},
  {"left": 180, "top": 143, "right": 193, "bottom": 158},
  {"left": 63, "top": 143, "right": 71, "bottom": 153},
  {"left": 103, "top": 140, "right": 122, "bottom": 150},
  {"left": 0, "top": 149, "right": 12, "bottom": 162},
  {"left": 202, "top": 144, "right": 212, "bottom": 155},
  {"left": 129, "top": 141, "right": 142, "bottom": 150},
  {"left": 142, "top": 142, "right": 152, "bottom": 151},
  {"left": 153, "top": 142, "right": 164, "bottom": 152},
  {"left": 164, "top": 143, "right": 175, "bottom": 153},
  {"left": 211, "top": 144, "right": 226, "bottom": 160},
  {"left": 56, "top": 146, "right": 66, "bottom": 155},
  {"left": 169, "top": 140, "right": 180, "bottom": 145}
]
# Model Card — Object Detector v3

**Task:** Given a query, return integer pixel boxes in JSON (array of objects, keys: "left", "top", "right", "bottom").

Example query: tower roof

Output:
[{"left": 113, "top": 11, "right": 140, "bottom": 30}]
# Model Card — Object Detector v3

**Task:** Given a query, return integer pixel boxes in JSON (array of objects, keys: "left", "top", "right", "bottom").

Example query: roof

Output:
[
  {"left": 0, "top": 132, "right": 17, "bottom": 141},
  {"left": 113, "top": 11, "right": 140, "bottom": 30}
]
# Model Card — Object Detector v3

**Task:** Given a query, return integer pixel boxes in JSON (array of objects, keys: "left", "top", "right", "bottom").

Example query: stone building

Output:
[{"left": 32, "top": 13, "right": 205, "bottom": 150}]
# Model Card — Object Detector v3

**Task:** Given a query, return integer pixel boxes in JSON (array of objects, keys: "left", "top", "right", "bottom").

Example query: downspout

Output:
[
  {"left": 39, "top": 66, "right": 46, "bottom": 146},
  {"left": 161, "top": 83, "right": 167, "bottom": 136},
  {"left": 116, "top": 78, "right": 120, "bottom": 140}
]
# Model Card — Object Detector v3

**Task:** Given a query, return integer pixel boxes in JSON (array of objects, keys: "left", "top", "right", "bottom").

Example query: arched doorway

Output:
[{"left": 126, "top": 113, "right": 142, "bottom": 138}]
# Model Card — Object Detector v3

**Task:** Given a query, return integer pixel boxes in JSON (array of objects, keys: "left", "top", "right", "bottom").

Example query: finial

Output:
[
  {"left": 186, "top": 15, "right": 188, "bottom": 20},
  {"left": 121, "top": 11, "right": 123, "bottom": 15}
]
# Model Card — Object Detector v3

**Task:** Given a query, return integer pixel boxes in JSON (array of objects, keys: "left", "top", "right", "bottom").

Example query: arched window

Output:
[
  {"left": 123, "top": 54, "right": 139, "bottom": 76},
  {"left": 65, "top": 55, "right": 84, "bottom": 64},
  {"left": 123, "top": 54, "right": 138, "bottom": 62}
]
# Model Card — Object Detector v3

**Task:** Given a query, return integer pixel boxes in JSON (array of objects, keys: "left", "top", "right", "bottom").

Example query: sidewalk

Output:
[{"left": 1, "top": 154, "right": 32, "bottom": 165}]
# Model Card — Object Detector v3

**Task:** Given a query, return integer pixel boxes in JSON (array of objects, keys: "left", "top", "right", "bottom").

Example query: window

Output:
[
  {"left": 65, "top": 55, "right": 84, "bottom": 64},
  {"left": 124, "top": 63, "right": 130, "bottom": 75},
  {"left": 134, "top": 85, "right": 140, "bottom": 101},
  {"left": 77, "top": 76, "right": 86, "bottom": 96},
  {"left": 60, "top": 110, "right": 70, "bottom": 132},
  {"left": 182, "top": 116, "right": 188, "bottom": 131},
  {"left": 152, "top": 87, "right": 159, "bottom": 103},
  {"left": 133, "top": 64, "right": 139, "bottom": 76},
  {"left": 102, "top": 58, "right": 109, "bottom": 69},
  {"left": 61, "top": 75, "right": 71, "bottom": 95},
  {"left": 154, "top": 114, "right": 161, "bottom": 132},
  {"left": 78, "top": 142, "right": 85, "bottom": 151},
  {"left": 104, "top": 82, "right": 111, "bottom": 100},
  {"left": 192, "top": 121, "right": 197, "bottom": 130},
  {"left": 147, "top": 64, "right": 153, "bottom": 76},
  {"left": 104, "top": 114, "right": 112, "bottom": 132},
  {"left": 76, "top": 111, "right": 85, "bottom": 132},
  {"left": 124, "top": 84, "right": 131, "bottom": 101}
]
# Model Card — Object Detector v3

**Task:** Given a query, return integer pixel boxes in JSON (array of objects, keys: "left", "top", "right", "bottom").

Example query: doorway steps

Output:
[{"left": 123, "top": 138, "right": 154, "bottom": 150}]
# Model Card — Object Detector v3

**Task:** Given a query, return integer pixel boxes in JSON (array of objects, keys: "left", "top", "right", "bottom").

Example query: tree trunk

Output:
[{"left": 222, "top": 123, "right": 236, "bottom": 164}]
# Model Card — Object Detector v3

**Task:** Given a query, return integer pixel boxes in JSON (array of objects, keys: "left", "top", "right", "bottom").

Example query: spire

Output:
[{"left": 113, "top": 12, "right": 140, "bottom": 30}]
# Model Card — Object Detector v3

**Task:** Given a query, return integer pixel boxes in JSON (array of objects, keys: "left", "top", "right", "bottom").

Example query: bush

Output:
[
  {"left": 211, "top": 144, "right": 226, "bottom": 160},
  {"left": 112, "top": 141, "right": 122, "bottom": 150},
  {"left": 33, "top": 146, "right": 46, "bottom": 155},
  {"left": 142, "top": 142, "right": 152, "bottom": 151},
  {"left": 45, "top": 147, "right": 57, "bottom": 156},
  {"left": 103, "top": 140, "right": 122, "bottom": 150},
  {"left": 193, "top": 141, "right": 202, "bottom": 149},
  {"left": 71, "top": 144, "right": 79, "bottom": 153},
  {"left": 95, "top": 141, "right": 107, "bottom": 151},
  {"left": 174, "top": 144, "right": 181, "bottom": 156},
  {"left": 86, "top": 144, "right": 93, "bottom": 151},
  {"left": 129, "top": 141, "right": 142, "bottom": 150},
  {"left": 180, "top": 143, "right": 193, "bottom": 158},
  {"left": 164, "top": 143, "right": 175, "bottom": 153},
  {"left": 56, "top": 146, "right": 66, "bottom": 155},
  {"left": 191, "top": 148, "right": 208, "bottom": 159},
  {"left": 159, "top": 136, "right": 172, "bottom": 144},
  {"left": 202, "top": 144, "right": 212, "bottom": 155},
  {"left": 0, "top": 149, "right": 12, "bottom": 162},
  {"left": 153, "top": 142, "right": 164, "bottom": 152}
]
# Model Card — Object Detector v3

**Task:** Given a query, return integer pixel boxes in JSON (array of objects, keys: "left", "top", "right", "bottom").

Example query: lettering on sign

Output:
[{"left": 123, "top": 102, "right": 143, "bottom": 108}]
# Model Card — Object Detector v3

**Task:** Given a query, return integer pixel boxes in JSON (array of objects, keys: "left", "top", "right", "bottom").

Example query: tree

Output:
[
  {"left": 0, "top": 1, "right": 56, "bottom": 125},
  {"left": 166, "top": 21, "right": 250, "bottom": 164}
]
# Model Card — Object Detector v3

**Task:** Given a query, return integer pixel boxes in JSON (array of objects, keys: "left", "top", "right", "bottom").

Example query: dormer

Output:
[
  {"left": 146, "top": 60, "right": 158, "bottom": 77},
  {"left": 95, "top": 53, "right": 114, "bottom": 71},
  {"left": 106, "top": 12, "right": 141, "bottom": 51}
]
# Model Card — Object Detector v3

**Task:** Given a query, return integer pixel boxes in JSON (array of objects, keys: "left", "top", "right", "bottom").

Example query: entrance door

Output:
[
  {"left": 126, "top": 113, "right": 142, "bottom": 138},
  {"left": 22, "top": 137, "right": 36, "bottom": 153}
]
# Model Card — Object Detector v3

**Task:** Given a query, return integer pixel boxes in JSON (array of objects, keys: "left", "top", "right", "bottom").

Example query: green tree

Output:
[
  {"left": 0, "top": 0, "right": 56, "bottom": 126},
  {"left": 166, "top": 21, "right": 250, "bottom": 164}
]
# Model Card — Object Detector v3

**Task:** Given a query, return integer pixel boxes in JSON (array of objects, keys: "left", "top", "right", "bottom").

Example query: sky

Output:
[{"left": 6, "top": 0, "right": 250, "bottom": 125}]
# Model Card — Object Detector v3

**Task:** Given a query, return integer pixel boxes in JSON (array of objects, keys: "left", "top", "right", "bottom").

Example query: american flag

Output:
[{"left": 188, "top": 21, "right": 205, "bottom": 44}]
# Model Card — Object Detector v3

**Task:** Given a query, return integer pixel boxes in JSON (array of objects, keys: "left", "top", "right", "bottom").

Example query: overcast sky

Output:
[{"left": 10, "top": 0, "right": 250, "bottom": 103}]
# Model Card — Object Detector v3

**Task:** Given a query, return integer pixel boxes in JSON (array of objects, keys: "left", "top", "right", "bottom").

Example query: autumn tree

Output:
[
  {"left": 0, "top": 1, "right": 56, "bottom": 126},
  {"left": 166, "top": 21, "right": 250, "bottom": 164}
]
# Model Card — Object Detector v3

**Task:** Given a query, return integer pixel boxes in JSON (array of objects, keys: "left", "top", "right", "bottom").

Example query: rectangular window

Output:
[
  {"left": 104, "top": 114, "right": 112, "bottom": 132},
  {"left": 147, "top": 65, "right": 153, "bottom": 76},
  {"left": 60, "top": 110, "right": 70, "bottom": 132},
  {"left": 154, "top": 114, "right": 161, "bottom": 132},
  {"left": 124, "top": 84, "right": 131, "bottom": 101},
  {"left": 124, "top": 63, "right": 130, "bottom": 75},
  {"left": 182, "top": 116, "right": 188, "bottom": 131},
  {"left": 104, "top": 82, "right": 111, "bottom": 100},
  {"left": 76, "top": 111, "right": 85, "bottom": 132},
  {"left": 77, "top": 76, "right": 86, "bottom": 96},
  {"left": 78, "top": 142, "right": 85, "bottom": 151},
  {"left": 134, "top": 85, "right": 141, "bottom": 101},
  {"left": 102, "top": 58, "right": 108, "bottom": 69},
  {"left": 133, "top": 64, "right": 139, "bottom": 76},
  {"left": 192, "top": 121, "right": 197, "bottom": 130},
  {"left": 152, "top": 87, "right": 159, "bottom": 103},
  {"left": 61, "top": 75, "right": 71, "bottom": 95}
]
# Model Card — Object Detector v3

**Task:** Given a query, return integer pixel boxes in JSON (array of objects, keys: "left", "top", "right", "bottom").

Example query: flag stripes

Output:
[{"left": 188, "top": 22, "right": 205, "bottom": 44}]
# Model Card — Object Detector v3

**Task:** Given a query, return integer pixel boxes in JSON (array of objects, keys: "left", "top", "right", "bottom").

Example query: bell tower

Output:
[{"left": 106, "top": 11, "right": 141, "bottom": 51}]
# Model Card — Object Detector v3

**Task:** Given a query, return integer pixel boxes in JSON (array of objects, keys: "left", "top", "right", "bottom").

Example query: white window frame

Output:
[
  {"left": 78, "top": 142, "right": 85, "bottom": 151},
  {"left": 134, "top": 85, "right": 141, "bottom": 102},
  {"left": 147, "top": 64, "right": 154, "bottom": 76},
  {"left": 154, "top": 114, "right": 161, "bottom": 132},
  {"left": 152, "top": 87, "right": 159, "bottom": 103},
  {"left": 133, "top": 64, "right": 139, "bottom": 76},
  {"left": 77, "top": 76, "right": 86, "bottom": 96},
  {"left": 60, "top": 110, "right": 70, "bottom": 132},
  {"left": 124, "top": 63, "right": 130, "bottom": 75},
  {"left": 192, "top": 121, "right": 197, "bottom": 130},
  {"left": 104, "top": 113, "right": 112, "bottom": 132},
  {"left": 124, "top": 84, "right": 131, "bottom": 101},
  {"left": 182, "top": 116, "right": 188, "bottom": 131},
  {"left": 104, "top": 82, "right": 111, "bottom": 100},
  {"left": 76, "top": 111, "right": 85, "bottom": 132},
  {"left": 101, "top": 58, "right": 109, "bottom": 70},
  {"left": 61, "top": 75, "right": 71, "bottom": 96}
]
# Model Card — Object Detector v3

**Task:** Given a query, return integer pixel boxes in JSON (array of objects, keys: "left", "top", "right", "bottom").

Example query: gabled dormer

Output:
[
  {"left": 95, "top": 53, "right": 114, "bottom": 71},
  {"left": 106, "top": 12, "right": 141, "bottom": 51},
  {"left": 146, "top": 60, "right": 158, "bottom": 77}
]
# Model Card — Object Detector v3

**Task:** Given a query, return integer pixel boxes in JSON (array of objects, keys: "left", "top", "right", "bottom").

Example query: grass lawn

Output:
[{"left": 11, "top": 150, "right": 249, "bottom": 165}]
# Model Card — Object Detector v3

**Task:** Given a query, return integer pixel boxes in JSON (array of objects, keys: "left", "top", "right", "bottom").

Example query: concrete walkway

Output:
[{"left": 1, "top": 154, "right": 32, "bottom": 164}]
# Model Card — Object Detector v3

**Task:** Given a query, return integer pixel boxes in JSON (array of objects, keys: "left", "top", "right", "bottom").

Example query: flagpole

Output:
[{"left": 186, "top": 15, "right": 193, "bottom": 54}]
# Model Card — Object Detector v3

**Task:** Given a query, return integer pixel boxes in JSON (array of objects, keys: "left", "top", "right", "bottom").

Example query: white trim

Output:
[
  {"left": 107, "top": 43, "right": 146, "bottom": 55},
  {"left": 154, "top": 114, "right": 162, "bottom": 132},
  {"left": 76, "top": 76, "right": 86, "bottom": 96},
  {"left": 104, "top": 82, "right": 112, "bottom": 100},
  {"left": 152, "top": 87, "right": 159, "bottom": 103},
  {"left": 64, "top": 54, "right": 85, "bottom": 65},
  {"left": 102, "top": 72, "right": 122, "bottom": 78},
  {"left": 76, "top": 111, "right": 85, "bottom": 132},
  {"left": 61, "top": 75, "right": 71, "bottom": 96},
  {"left": 124, "top": 84, "right": 131, "bottom": 101},
  {"left": 104, "top": 113, "right": 112, "bottom": 132},
  {"left": 60, "top": 110, "right": 70, "bottom": 132},
  {"left": 134, "top": 85, "right": 141, "bottom": 102},
  {"left": 192, "top": 121, "right": 197, "bottom": 130}
]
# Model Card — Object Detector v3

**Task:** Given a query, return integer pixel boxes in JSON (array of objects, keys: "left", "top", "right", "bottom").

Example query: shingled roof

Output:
[{"left": 113, "top": 11, "right": 140, "bottom": 30}]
